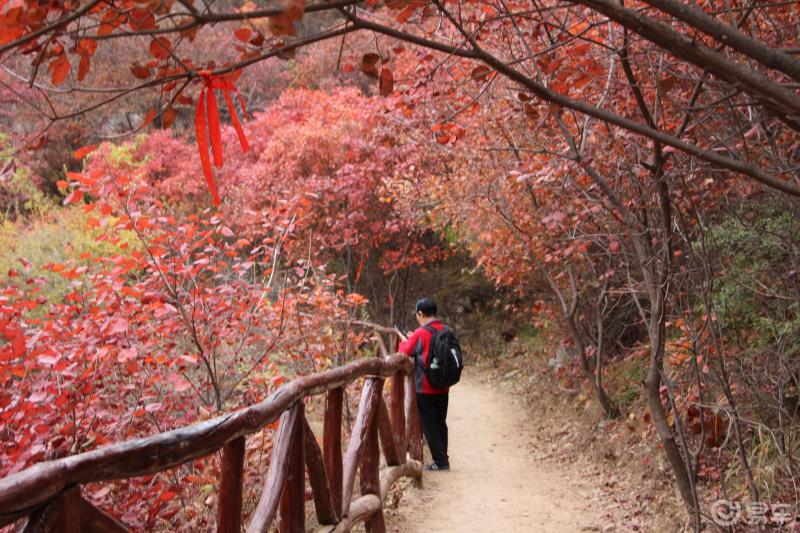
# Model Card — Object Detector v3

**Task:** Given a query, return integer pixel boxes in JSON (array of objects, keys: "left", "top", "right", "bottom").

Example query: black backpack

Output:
[{"left": 422, "top": 325, "right": 463, "bottom": 388}]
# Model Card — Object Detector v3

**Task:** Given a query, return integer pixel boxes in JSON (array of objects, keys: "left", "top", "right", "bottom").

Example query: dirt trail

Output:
[{"left": 389, "top": 374, "right": 601, "bottom": 533}]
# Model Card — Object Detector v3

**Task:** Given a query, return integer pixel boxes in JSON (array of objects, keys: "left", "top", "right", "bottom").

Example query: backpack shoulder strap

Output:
[{"left": 422, "top": 324, "right": 438, "bottom": 335}]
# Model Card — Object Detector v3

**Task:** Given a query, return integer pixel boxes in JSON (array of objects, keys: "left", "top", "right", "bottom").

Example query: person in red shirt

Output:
[{"left": 397, "top": 298, "right": 450, "bottom": 471}]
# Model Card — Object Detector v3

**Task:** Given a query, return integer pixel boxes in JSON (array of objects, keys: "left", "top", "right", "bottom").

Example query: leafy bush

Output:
[
  {"left": 0, "top": 208, "right": 139, "bottom": 305},
  {"left": 0, "top": 133, "right": 51, "bottom": 219},
  {"left": 706, "top": 203, "right": 800, "bottom": 349},
  {"left": 609, "top": 354, "right": 645, "bottom": 408},
  {"left": 704, "top": 199, "right": 800, "bottom": 501}
]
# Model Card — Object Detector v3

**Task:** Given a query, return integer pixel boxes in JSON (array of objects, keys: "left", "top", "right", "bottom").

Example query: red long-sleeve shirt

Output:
[{"left": 398, "top": 319, "right": 448, "bottom": 395}]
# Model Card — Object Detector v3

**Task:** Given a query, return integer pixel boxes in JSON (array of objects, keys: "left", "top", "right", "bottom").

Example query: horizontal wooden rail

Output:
[{"left": 0, "top": 352, "right": 422, "bottom": 532}]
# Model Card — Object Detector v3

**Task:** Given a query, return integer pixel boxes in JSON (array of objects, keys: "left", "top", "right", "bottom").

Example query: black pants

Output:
[{"left": 417, "top": 393, "right": 449, "bottom": 467}]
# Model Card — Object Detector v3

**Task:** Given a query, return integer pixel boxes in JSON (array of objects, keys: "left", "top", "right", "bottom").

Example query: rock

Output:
[
  {"left": 547, "top": 341, "right": 578, "bottom": 369},
  {"left": 554, "top": 341, "right": 579, "bottom": 364},
  {"left": 502, "top": 369, "right": 520, "bottom": 380}
]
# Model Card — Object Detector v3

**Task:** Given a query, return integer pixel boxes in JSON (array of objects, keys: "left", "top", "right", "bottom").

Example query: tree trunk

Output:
[{"left": 565, "top": 314, "right": 620, "bottom": 419}]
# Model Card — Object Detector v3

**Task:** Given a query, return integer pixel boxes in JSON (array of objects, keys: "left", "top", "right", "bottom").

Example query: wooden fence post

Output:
[
  {"left": 341, "top": 378, "right": 384, "bottom": 518},
  {"left": 404, "top": 373, "right": 423, "bottom": 488},
  {"left": 23, "top": 486, "right": 81, "bottom": 533},
  {"left": 78, "top": 497, "right": 129, "bottom": 532},
  {"left": 359, "top": 413, "right": 386, "bottom": 533},
  {"left": 247, "top": 404, "right": 303, "bottom": 533},
  {"left": 388, "top": 371, "right": 406, "bottom": 460},
  {"left": 217, "top": 436, "right": 246, "bottom": 533},
  {"left": 302, "top": 417, "right": 337, "bottom": 525},
  {"left": 279, "top": 404, "right": 306, "bottom": 533},
  {"left": 323, "top": 387, "right": 343, "bottom": 516},
  {"left": 377, "top": 398, "right": 401, "bottom": 467}
]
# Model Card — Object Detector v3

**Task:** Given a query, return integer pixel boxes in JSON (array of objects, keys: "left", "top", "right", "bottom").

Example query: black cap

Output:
[{"left": 414, "top": 298, "right": 437, "bottom": 317}]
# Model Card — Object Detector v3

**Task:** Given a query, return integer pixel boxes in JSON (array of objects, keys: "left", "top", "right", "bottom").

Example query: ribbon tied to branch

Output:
[{"left": 195, "top": 71, "right": 250, "bottom": 205}]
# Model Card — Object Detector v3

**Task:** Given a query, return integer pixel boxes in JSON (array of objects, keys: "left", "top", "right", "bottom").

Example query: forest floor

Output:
[{"left": 384, "top": 360, "right": 686, "bottom": 533}]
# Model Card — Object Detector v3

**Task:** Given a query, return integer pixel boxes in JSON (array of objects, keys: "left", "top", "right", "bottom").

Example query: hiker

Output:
[{"left": 397, "top": 297, "right": 461, "bottom": 471}]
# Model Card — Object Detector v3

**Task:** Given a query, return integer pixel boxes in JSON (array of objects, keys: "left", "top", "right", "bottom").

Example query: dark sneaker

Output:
[{"left": 424, "top": 463, "right": 450, "bottom": 471}]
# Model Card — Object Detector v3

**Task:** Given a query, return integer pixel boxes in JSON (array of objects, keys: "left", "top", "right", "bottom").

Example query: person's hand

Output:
[{"left": 395, "top": 328, "right": 408, "bottom": 342}]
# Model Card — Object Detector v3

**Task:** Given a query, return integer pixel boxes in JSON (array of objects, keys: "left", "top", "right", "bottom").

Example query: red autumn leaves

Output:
[
  {"left": 149, "top": 37, "right": 171, "bottom": 60},
  {"left": 268, "top": 0, "right": 305, "bottom": 36},
  {"left": 45, "top": 38, "right": 98, "bottom": 85},
  {"left": 0, "top": 318, "right": 26, "bottom": 362},
  {"left": 360, "top": 53, "right": 394, "bottom": 97}
]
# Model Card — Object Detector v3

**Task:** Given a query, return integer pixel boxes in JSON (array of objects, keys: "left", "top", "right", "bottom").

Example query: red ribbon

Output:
[{"left": 195, "top": 73, "right": 250, "bottom": 205}]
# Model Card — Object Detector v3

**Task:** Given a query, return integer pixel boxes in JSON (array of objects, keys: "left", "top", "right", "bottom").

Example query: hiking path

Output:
[{"left": 387, "top": 373, "right": 612, "bottom": 533}]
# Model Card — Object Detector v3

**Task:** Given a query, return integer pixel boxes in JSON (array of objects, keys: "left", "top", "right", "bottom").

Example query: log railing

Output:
[{"left": 0, "top": 353, "right": 423, "bottom": 532}]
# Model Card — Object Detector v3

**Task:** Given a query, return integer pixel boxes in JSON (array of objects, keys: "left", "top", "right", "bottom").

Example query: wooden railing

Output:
[{"left": 0, "top": 353, "right": 423, "bottom": 532}]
